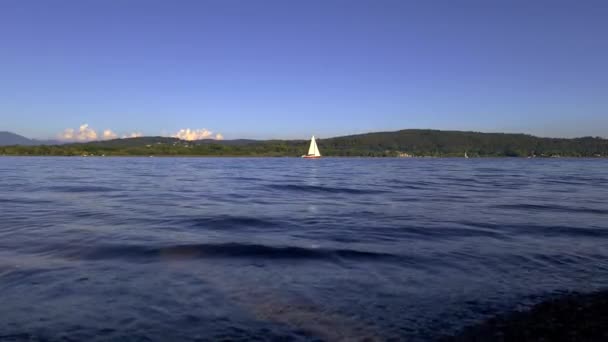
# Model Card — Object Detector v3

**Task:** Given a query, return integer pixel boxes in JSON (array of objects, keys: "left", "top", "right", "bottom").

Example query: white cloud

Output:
[
  {"left": 103, "top": 129, "right": 118, "bottom": 140},
  {"left": 60, "top": 129, "right": 75, "bottom": 140},
  {"left": 122, "top": 132, "right": 143, "bottom": 139},
  {"left": 59, "top": 124, "right": 98, "bottom": 141},
  {"left": 59, "top": 124, "right": 145, "bottom": 141},
  {"left": 173, "top": 128, "right": 223, "bottom": 141}
]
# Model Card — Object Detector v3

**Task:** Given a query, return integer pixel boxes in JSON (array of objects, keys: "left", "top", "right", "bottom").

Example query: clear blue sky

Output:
[{"left": 1, "top": 0, "right": 607, "bottom": 140}]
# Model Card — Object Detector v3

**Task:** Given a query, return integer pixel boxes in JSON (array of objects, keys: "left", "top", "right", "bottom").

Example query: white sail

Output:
[{"left": 307, "top": 136, "right": 321, "bottom": 157}]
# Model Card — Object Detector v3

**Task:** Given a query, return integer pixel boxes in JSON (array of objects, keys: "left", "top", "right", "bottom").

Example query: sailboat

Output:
[{"left": 302, "top": 136, "right": 322, "bottom": 159}]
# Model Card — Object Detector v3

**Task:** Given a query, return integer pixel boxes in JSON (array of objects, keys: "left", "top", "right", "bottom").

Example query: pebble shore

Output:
[{"left": 442, "top": 291, "right": 608, "bottom": 341}]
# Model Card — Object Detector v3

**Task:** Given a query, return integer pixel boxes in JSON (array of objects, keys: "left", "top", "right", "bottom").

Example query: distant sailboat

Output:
[
  {"left": 302, "top": 136, "right": 322, "bottom": 159},
  {"left": 464, "top": 151, "right": 469, "bottom": 159}
]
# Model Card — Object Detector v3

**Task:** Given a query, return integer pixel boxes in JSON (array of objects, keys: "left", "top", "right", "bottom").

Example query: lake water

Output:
[{"left": 1, "top": 157, "right": 607, "bottom": 341}]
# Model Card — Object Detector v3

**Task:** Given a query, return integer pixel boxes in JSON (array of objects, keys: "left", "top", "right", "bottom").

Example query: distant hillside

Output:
[
  {"left": 0, "top": 131, "right": 62, "bottom": 146},
  {"left": 0, "top": 131, "right": 36, "bottom": 145},
  {"left": 1, "top": 129, "right": 607, "bottom": 157},
  {"left": 321, "top": 129, "right": 608, "bottom": 157}
]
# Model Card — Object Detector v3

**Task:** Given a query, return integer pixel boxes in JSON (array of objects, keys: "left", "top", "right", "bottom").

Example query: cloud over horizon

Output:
[
  {"left": 102, "top": 129, "right": 118, "bottom": 140},
  {"left": 173, "top": 128, "right": 224, "bottom": 141},
  {"left": 60, "top": 124, "right": 98, "bottom": 141},
  {"left": 58, "top": 124, "right": 223, "bottom": 142},
  {"left": 122, "top": 132, "right": 143, "bottom": 139},
  {"left": 59, "top": 124, "right": 143, "bottom": 142}
]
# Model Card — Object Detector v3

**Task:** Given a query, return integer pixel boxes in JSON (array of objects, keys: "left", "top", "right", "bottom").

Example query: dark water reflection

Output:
[{"left": 0, "top": 157, "right": 607, "bottom": 341}]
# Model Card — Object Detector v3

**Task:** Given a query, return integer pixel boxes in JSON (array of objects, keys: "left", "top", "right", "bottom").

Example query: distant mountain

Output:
[
  {"left": 0, "top": 131, "right": 61, "bottom": 146},
  {"left": 0, "top": 131, "right": 36, "bottom": 145}
]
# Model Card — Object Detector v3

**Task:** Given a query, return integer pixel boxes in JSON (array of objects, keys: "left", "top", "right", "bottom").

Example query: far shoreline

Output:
[
  {"left": 1, "top": 154, "right": 608, "bottom": 159},
  {"left": 2, "top": 129, "right": 607, "bottom": 158}
]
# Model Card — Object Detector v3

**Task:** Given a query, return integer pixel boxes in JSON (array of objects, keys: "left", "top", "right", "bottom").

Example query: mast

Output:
[{"left": 308, "top": 136, "right": 320, "bottom": 156}]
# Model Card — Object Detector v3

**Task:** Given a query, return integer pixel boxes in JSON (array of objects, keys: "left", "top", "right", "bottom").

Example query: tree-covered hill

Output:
[
  {"left": 321, "top": 130, "right": 608, "bottom": 157},
  {"left": 1, "top": 129, "right": 607, "bottom": 157}
]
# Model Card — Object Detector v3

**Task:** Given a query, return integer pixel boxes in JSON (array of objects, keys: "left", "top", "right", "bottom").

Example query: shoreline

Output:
[
  {"left": 442, "top": 290, "right": 608, "bottom": 341},
  {"left": 1, "top": 154, "right": 607, "bottom": 159}
]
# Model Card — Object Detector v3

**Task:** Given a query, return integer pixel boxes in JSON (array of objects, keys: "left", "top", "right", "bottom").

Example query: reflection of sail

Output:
[{"left": 302, "top": 136, "right": 322, "bottom": 158}]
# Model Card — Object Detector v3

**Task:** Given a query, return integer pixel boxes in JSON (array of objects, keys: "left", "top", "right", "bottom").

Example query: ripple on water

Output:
[{"left": 0, "top": 157, "right": 607, "bottom": 341}]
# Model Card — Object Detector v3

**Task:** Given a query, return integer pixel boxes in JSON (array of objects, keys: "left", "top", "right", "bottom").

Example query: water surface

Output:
[{"left": 1, "top": 157, "right": 607, "bottom": 341}]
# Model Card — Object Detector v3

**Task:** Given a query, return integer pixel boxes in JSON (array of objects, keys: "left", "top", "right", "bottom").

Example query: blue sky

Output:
[{"left": 1, "top": 0, "right": 607, "bottom": 140}]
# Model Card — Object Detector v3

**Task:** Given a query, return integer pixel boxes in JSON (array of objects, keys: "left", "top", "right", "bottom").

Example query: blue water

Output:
[{"left": 1, "top": 157, "right": 607, "bottom": 341}]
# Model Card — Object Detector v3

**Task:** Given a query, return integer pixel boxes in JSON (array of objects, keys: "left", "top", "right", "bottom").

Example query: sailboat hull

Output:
[{"left": 302, "top": 155, "right": 321, "bottom": 159}]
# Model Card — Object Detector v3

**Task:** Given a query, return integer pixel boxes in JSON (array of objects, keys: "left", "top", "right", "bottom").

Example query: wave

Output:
[
  {"left": 44, "top": 185, "right": 116, "bottom": 193},
  {"left": 464, "top": 221, "right": 608, "bottom": 238},
  {"left": 493, "top": 204, "right": 608, "bottom": 215},
  {"left": 178, "top": 215, "right": 280, "bottom": 230},
  {"left": 510, "top": 225, "right": 608, "bottom": 238},
  {"left": 66, "top": 243, "right": 400, "bottom": 263},
  {"left": 268, "top": 184, "right": 387, "bottom": 194},
  {"left": 0, "top": 198, "right": 54, "bottom": 205}
]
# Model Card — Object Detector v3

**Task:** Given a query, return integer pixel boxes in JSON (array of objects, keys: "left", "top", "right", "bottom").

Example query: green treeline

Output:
[{"left": 1, "top": 130, "right": 607, "bottom": 157}]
